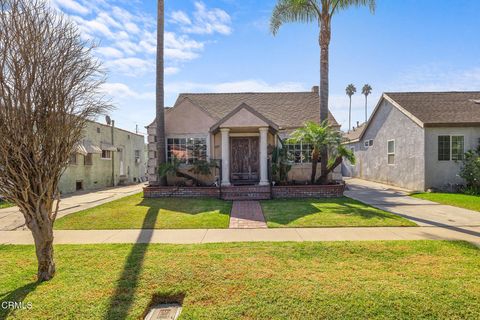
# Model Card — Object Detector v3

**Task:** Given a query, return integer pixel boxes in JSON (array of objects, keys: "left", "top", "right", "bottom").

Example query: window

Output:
[
  {"left": 364, "top": 141, "right": 369, "bottom": 148},
  {"left": 134, "top": 150, "right": 140, "bottom": 159},
  {"left": 438, "top": 135, "right": 465, "bottom": 161},
  {"left": 101, "top": 150, "right": 112, "bottom": 159},
  {"left": 438, "top": 136, "right": 450, "bottom": 161},
  {"left": 387, "top": 140, "right": 395, "bottom": 165},
  {"left": 451, "top": 136, "right": 465, "bottom": 161},
  {"left": 84, "top": 154, "right": 93, "bottom": 165},
  {"left": 68, "top": 153, "right": 77, "bottom": 165},
  {"left": 285, "top": 142, "right": 313, "bottom": 164},
  {"left": 97, "top": 127, "right": 100, "bottom": 133},
  {"left": 369, "top": 139, "right": 374, "bottom": 146},
  {"left": 167, "top": 137, "right": 207, "bottom": 164}
]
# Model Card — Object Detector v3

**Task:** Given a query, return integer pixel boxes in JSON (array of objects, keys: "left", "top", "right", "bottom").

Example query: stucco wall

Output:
[
  {"left": 424, "top": 126, "right": 480, "bottom": 189},
  {"left": 345, "top": 100, "right": 426, "bottom": 191},
  {"left": 58, "top": 121, "right": 145, "bottom": 194}
]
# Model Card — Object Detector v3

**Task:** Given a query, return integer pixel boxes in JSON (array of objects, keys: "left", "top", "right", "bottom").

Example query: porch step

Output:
[{"left": 221, "top": 185, "right": 271, "bottom": 201}]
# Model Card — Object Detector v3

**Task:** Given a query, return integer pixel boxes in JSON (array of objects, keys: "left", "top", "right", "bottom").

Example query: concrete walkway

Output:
[
  {"left": 0, "top": 183, "right": 145, "bottom": 231},
  {"left": 345, "top": 178, "right": 480, "bottom": 228},
  {"left": 1, "top": 226, "right": 479, "bottom": 246},
  {"left": 229, "top": 201, "right": 267, "bottom": 229}
]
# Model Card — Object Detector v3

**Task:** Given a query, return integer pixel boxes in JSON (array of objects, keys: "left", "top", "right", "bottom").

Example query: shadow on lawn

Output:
[
  {"left": 263, "top": 197, "right": 404, "bottom": 226},
  {"left": 0, "top": 281, "right": 39, "bottom": 320},
  {"left": 104, "top": 205, "right": 159, "bottom": 320}
]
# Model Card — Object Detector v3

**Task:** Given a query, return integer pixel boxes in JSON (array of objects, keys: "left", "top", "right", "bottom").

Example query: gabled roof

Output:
[
  {"left": 210, "top": 102, "right": 279, "bottom": 132},
  {"left": 385, "top": 91, "right": 480, "bottom": 126},
  {"left": 173, "top": 91, "right": 339, "bottom": 129}
]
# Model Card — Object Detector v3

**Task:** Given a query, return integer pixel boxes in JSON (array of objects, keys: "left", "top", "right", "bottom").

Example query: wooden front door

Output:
[{"left": 230, "top": 137, "right": 259, "bottom": 183}]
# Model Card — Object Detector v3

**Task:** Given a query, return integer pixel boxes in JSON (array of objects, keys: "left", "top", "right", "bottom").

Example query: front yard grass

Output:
[
  {"left": 261, "top": 197, "right": 416, "bottom": 228},
  {"left": 1, "top": 241, "right": 479, "bottom": 319},
  {"left": 54, "top": 193, "right": 231, "bottom": 229},
  {"left": 411, "top": 192, "right": 480, "bottom": 212}
]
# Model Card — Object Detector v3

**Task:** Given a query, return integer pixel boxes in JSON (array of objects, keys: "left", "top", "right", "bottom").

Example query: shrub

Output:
[{"left": 459, "top": 146, "right": 480, "bottom": 195}]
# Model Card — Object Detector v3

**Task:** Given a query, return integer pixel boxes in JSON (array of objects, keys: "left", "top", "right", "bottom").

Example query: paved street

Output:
[{"left": 0, "top": 183, "right": 145, "bottom": 231}]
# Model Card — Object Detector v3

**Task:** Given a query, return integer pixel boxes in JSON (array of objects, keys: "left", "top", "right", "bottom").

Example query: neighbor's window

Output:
[
  {"left": 167, "top": 137, "right": 207, "bottom": 164},
  {"left": 68, "top": 153, "right": 77, "bottom": 165},
  {"left": 369, "top": 139, "right": 374, "bottom": 146},
  {"left": 84, "top": 154, "right": 93, "bottom": 165},
  {"left": 134, "top": 150, "right": 140, "bottom": 159},
  {"left": 387, "top": 140, "right": 395, "bottom": 165},
  {"left": 451, "top": 136, "right": 465, "bottom": 161},
  {"left": 285, "top": 142, "right": 313, "bottom": 164},
  {"left": 101, "top": 150, "right": 112, "bottom": 159},
  {"left": 438, "top": 136, "right": 451, "bottom": 161},
  {"left": 364, "top": 141, "right": 369, "bottom": 148},
  {"left": 439, "top": 135, "right": 465, "bottom": 161}
]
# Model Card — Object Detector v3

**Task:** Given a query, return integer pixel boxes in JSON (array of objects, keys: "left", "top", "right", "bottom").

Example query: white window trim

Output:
[
  {"left": 285, "top": 141, "right": 313, "bottom": 164},
  {"left": 101, "top": 150, "right": 112, "bottom": 160},
  {"left": 437, "top": 135, "right": 465, "bottom": 161},
  {"left": 387, "top": 140, "right": 395, "bottom": 165}
]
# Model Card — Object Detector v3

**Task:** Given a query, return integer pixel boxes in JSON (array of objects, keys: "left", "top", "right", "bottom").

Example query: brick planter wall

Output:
[
  {"left": 272, "top": 184, "right": 345, "bottom": 198},
  {"left": 143, "top": 186, "right": 220, "bottom": 198}
]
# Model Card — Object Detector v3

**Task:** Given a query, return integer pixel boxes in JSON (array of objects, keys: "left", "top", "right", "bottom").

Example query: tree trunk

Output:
[
  {"left": 29, "top": 218, "right": 55, "bottom": 281},
  {"left": 319, "top": 156, "right": 343, "bottom": 183},
  {"left": 310, "top": 148, "right": 319, "bottom": 184},
  {"left": 349, "top": 97, "right": 352, "bottom": 131},
  {"left": 319, "top": 14, "right": 331, "bottom": 184},
  {"left": 156, "top": 0, "right": 167, "bottom": 186},
  {"left": 365, "top": 95, "right": 368, "bottom": 123}
]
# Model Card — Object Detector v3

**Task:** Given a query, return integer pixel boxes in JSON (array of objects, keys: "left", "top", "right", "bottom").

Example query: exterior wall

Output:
[
  {"left": 59, "top": 121, "right": 145, "bottom": 194},
  {"left": 424, "top": 126, "right": 480, "bottom": 189},
  {"left": 345, "top": 99, "right": 426, "bottom": 191}
]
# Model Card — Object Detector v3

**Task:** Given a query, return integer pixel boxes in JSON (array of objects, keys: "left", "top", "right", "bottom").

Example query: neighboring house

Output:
[
  {"left": 343, "top": 91, "right": 480, "bottom": 191},
  {"left": 147, "top": 87, "right": 341, "bottom": 186},
  {"left": 59, "top": 120, "right": 146, "bottom": 194}
]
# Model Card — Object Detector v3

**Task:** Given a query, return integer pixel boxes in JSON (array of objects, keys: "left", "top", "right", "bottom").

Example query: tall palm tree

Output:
[
  {"left": 156, "top": 0, "right": 167, "bottom": 186},
  {"left": 362, "top": 84, "right": 372, "bottom": 123},
  {"left": 345, "top": 84, "right": 356, "bottom": 131},
  {"left": 288, "top": 121, "right": 355, "bottom": 184},
  {"left": 271, "top": 0, "right": 375, "bottom": 182}
]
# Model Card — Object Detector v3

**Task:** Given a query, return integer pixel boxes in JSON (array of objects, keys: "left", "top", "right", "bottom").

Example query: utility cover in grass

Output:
[{"left": 145, "top": 303, "right": 182, "bottom": 320}]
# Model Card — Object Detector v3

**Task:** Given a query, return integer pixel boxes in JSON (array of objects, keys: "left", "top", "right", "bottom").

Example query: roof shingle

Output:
[
  {"left": 386, "top": 91, "right": 480, "bottom": 126},
  {"left": 175, "top": 92, "right": 339, "bottom": 129}
]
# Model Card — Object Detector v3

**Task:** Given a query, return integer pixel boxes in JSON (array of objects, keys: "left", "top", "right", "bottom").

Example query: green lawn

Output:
[
  {"left": 54, "top": 193, "right": 231, "bottom": 229},
  {"left": 261, "top": 197, "right": 416, "bottom": 228},
  {"left": 0, "top": 200, "right": 14, "bottom": 209},
  {"left": 412, "top": 192, "right": 480, "bottom": 212},
  {"left": 1, "top": 241, "right": 479, "bottom": 319}
]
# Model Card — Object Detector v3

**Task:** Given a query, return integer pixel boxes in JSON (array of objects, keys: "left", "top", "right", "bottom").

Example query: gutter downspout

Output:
[{"left": 111, "top": 120, "right": 115, "bottom": 187}]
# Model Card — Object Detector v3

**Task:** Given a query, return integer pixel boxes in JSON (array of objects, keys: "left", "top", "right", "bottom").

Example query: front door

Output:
[{"left": 230, "top": 137, "right": 259, "bottom": 183}]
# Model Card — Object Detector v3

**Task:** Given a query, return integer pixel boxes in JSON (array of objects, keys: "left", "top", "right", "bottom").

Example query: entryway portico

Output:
[{"left": 210, "top": 103, "right": 279, "bottom": 187}]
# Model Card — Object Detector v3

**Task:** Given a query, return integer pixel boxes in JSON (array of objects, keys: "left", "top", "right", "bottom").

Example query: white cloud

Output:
[
  {"left": 164, "top": 32, "right": 204, "bottom": 61},
  {"left": 165, "top": 67, "right": 180, "bottom": 75},
  {"left": 105, "top": 58, "right": 154, "bottom": 76},
  {"left": 101, "top": 83, "right": 154, "bottom": 100},
  {"left": 170, "top": 1, "right": 232, "bottom": 35},
  {"left": 96, "top": 47, "right": 124, "bottom": 59},
  {"left": 51, "top": 0, "right": 89, "bottom": 15}
]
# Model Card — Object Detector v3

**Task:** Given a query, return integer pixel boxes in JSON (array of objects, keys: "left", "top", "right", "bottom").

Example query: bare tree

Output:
[{"left": 0, "top": 0, "right": 109, "bottom": 281}]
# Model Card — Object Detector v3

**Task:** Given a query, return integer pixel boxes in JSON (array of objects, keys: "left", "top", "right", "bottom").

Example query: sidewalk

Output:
[
  {"left": 1, "top": 226, "right": 479, "bottom": 246},
  {"left": 0, "top": 183, "right": 145, "bottom": 231}
]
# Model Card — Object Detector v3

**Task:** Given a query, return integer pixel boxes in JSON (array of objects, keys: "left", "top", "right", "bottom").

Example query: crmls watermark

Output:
[{"left": 1, "top": 301, "right": 33, "bottom": 310}]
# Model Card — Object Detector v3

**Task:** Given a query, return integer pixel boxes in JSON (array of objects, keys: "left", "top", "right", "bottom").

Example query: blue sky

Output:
[{"left": 51, "top": 0, "right": 480, "bottom": 134}]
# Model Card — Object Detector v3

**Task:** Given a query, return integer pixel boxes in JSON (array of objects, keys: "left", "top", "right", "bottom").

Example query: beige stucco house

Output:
[
  {"left": 59, "top": 120, "right": 146, "bottom": 194},
  {"left": 147, "top": 87, "right": 341, "bottom": 186}
]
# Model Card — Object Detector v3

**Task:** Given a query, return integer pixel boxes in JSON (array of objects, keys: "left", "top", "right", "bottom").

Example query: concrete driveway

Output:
[
  {"left": 0, "top": 183, "right": 145, "bottom": 231},
  {"left": 345, "top": 178, "right": 480, "bottom": 228}
]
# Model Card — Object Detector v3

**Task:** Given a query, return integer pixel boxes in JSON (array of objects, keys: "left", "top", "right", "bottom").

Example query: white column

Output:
[
  {"left": 220, "top": 128, "right": 231, "bottom": 186},
  {"left": 259, "top": 127, "right": 269, "bottom": 186}
]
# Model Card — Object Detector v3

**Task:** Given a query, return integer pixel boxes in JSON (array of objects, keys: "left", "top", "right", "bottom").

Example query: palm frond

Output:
[
  {"left": 270, "top": 0, "right": 319, "bottom": 35},
  {"left": 331, "top": 0, "right": 376, "bottom": 14}
]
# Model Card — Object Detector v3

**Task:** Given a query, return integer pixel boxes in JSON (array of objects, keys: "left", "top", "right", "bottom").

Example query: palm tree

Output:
[
  {"left": 345, "top": 84, "right": 356, "bottom": 131},
  {"left": 156, "top": 0, "right": 167, "bottom": 186},
  {"left": 362, "top": 84, "right": 372, "bottom": 123},
  {"left": 271, "top": 0, "right": 375, "bottom": 183},
  {"left": 287, "top": 121, "right": 355, "bottom": 184}
]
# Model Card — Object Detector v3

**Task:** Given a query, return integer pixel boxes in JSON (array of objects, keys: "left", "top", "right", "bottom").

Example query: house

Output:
[
  {"left": 59, "top": 120, "right": 146, "bottom": 194},
  {"left": 343, "top": 91, "right": 480, "bottom": 191},
  {"left": 146, "top": 86, "right": 341, "bottom": 186}
]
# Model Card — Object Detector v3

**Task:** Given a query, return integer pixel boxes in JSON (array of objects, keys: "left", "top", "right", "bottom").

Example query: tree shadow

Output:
[
  {"left": 0, "top": 281, "right": 39, "bottom": 320},
  {"left": 104, "top": 204, "right": 159, "bottom": 320}
]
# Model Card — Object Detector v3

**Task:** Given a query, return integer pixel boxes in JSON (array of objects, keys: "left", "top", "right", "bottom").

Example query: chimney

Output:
[{"left": 311, "top": 86, "right": 319, "bottom": 93}]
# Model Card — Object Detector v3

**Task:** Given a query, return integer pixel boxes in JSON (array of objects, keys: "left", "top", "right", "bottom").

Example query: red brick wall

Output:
[
  {"left": 143, "top": 186, "right": 220, "bottom": 198},
  {"left": 272, "top": 184, "right": 345, "bottom": 198}
]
